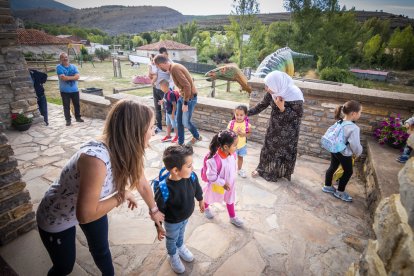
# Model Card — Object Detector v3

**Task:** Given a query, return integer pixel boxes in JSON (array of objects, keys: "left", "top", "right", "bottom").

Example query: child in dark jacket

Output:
[{"left": 155, "top": 145, "right": 204, "bottom": 274}]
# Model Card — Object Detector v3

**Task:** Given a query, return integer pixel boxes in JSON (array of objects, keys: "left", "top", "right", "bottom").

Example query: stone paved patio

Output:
[{"left": 0, "top": 104, "right": 372, "bottom": 275}]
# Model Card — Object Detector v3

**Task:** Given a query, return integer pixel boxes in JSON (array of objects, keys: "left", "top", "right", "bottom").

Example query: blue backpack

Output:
[
  {"left": 321, "top": 120, "right": 354, "bottom": 153},
  {"left": 151, "top": 167, "right": 197, "bottom": 202}
]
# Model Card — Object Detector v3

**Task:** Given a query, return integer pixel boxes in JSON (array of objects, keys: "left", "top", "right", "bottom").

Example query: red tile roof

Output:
[
  {"left": 17, "top": 29, "right": 72, "bottom": 45},
  {"left": 137, "top": 40, "right": 195, "bottom": 51},
  {"left": 350, "top": 69, "right": 389, "bottom": 76}
]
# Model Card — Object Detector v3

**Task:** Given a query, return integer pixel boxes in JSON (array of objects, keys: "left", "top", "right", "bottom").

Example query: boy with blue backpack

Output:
[
  {"left": 159, "top": 79, "right": 180, "bottom": 143},
  {"left": 321, "top": 100, "right": 363, "bottom": 202},
  {"left": 153, "top": 144, "right": 204, "bottom": 274}
]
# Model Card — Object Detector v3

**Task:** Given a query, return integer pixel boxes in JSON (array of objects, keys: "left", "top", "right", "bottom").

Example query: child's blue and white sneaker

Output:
[
  {"left": 169, "top": 252, "right": 185, "bottom": 274},
  {"left": 204, "top": 208, "right": 214, "bottom": 219},
  {"left": 322, "top": 185, "right": 336, "bottom": 194},
  {"left": 333, "top": 191, "right": 353, "bottom": 202},
  {"left": 230, "top": 217, "right": 244, "bottom": 227},
  {"left": 178, "top": 245, "right": 194, "bottom": 262}
]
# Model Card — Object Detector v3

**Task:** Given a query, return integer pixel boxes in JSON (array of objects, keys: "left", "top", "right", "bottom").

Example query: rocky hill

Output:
[
  {"left": 12, "top": 4, "right": 414, "bottom": 35},
  {"left": 13, "top": 5, "right": 188, "bottom": 35},
  {"left": 10, "top": 0, "right": 74, "bottom": 11}
]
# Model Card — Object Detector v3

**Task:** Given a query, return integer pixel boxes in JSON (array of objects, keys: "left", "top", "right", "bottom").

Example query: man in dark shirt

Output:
[{"left": 154, "top": 145, "right": 204, "bottom": 274}]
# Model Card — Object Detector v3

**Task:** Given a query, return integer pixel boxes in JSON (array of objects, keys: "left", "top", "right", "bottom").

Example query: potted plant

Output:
[
  {"left": 11, "top": 113, "right": 33, "bottom": 131},
  {"left": 374, "top": 114, "right": 409, "bottom": 149}
]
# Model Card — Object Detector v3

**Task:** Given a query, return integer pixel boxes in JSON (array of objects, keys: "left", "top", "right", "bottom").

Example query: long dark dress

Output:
[{"left": 248, "top": 93, "right": 303, "bottom": 182}]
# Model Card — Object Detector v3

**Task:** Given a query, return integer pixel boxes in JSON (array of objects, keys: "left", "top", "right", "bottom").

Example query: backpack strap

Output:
[
  {"left": 229, "top": 119, "right": 236, "bottom": 131},
  {"left": 245, "top": 117, "right": 249, "bottom": 133},
  {"left": 213, "top": 153, "right": 222, "bottom": 175},
  {"left": 339, "top": 120, "right": 354, "bottom": 146}
]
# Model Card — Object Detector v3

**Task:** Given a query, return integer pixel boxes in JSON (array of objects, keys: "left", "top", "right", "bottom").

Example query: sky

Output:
[{"left": 57, "top": 0, "right": 414, "bottom": 18}]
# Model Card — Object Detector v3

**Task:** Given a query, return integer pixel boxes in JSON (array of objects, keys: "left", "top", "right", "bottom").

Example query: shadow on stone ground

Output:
[{"left": 0, "top": 104, "right": 372, "bottom": 275}]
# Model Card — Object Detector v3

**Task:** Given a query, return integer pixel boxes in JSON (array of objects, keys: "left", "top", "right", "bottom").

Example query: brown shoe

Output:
[{"left": 186, "top": 136, "right": 202, "bottom": 146}]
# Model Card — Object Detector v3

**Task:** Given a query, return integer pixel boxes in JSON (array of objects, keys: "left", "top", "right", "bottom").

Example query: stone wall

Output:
[
  {"left": 0, "top": 0, "right": 39, "bottom": 127},
  {"left": 0, "top": 132, "right": 35, "bottom": 245},
  {"left": 0, "top": 0, "right": 36, "bottom": 245},
  {"left": 346, "top": 135, "right": 414, "bottom": 275},
  {"left": 248, "top": 78, "right": 414, "bottom": 159}
]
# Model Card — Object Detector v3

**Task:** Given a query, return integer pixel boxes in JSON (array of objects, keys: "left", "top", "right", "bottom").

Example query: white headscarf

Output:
[{"left": 264, "top": 71, "right": 304, "bottom": 102}]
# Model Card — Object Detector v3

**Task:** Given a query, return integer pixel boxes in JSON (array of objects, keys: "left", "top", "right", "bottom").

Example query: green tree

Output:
[
  {"left": 192, "top": 31, "right": 212, "bottom": 63},
  {"left": 159, "top": 33, "right": 173, "bottom": 41},
  {"left": 72, "top": 28, "right": 88, "bottom": 39},
  {"left": 132, "top": 35, "right": 145, "bottom": 47},
  {"left": 230, "top": 0, "right": 260, "bottom": 67},
  {"left": 363, "top": 34, "right": 382, "bottom": 65},
  {"left": 177, "top": 21, "right": 198, "bottom": 45},
  {"left": 94, "top": 48, "right": 110, "bottom": 61},
  {"left": 141, "top": 32, "right": 152, "bottom": 44},
  {"left": 387, "top": 25, "right": 414, "bottom": 69}
]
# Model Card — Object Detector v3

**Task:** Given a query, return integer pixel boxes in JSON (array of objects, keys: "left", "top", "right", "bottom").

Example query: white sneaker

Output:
[
  {"left": 169, "top": 252, "right": 185, "bottom": 274},
  {"left": 204, "top": 208, "right": 214, "bottom": 219},
  {"left": 177, "top": 245, "right": 194, "bottom": 262},
  {"left": 238, "top": 169, "right": 247, "bottom": 178},
  {"left": 230, "top": 217, "right": 244, "bottom": 227}
]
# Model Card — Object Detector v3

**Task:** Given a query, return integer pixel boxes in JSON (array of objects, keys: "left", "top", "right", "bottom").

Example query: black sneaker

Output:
[
  {"left": 154, "top": 127, "right": 162, "bottom": 134},
  {"left": 76, "top": 118, "right": 84, "bottom": 123},
  {"left": 66, "top": 121, "right": 71, "bottom": 126}
]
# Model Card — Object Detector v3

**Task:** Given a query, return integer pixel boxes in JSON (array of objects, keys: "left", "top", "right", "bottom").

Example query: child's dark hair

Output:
[
  {"left": 163, "top": 145, "right": 193, "bottom": 171},
  {"left": 159, "top": 47, "right": 168, "bottom": 54},
  {"left": 159, "top": 79, "right": 169, "bottom": 87},
  {"left": 234, "top": 105, "right": 248, "bottom": 115},
  {"left": 335, "top": 100, "right": 361, "bottom": 120},
  {"left": 209, "top": 130, "right": 237, "bottom": 158}
]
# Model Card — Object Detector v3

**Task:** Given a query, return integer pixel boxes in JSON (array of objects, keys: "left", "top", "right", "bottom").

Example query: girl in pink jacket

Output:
[{"left": 203, "top": 129, "right": 244, "bottom": 227}]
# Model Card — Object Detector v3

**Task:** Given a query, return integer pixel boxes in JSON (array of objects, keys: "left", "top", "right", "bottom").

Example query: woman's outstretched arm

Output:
[{"left": 247, "top": 92, "right": 272, "bottom": 116}]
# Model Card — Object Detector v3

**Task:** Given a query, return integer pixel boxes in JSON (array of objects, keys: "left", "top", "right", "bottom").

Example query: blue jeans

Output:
[
  {"left": 176, "top": 96, "right": 200, "bottom": 145},
  {"left": 164, "top": 219, "right": 188, "bottom": 255},
  {"left": 39, "top": 215, "right": 114, "bottom": 276},
  {"left": 166, "top": 113, "right": 177, "bottom": 129}
]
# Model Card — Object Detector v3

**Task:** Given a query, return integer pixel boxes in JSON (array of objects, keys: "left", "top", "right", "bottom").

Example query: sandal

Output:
[{"left": 251, "top": 170, "right": 259, "bottom": 178}]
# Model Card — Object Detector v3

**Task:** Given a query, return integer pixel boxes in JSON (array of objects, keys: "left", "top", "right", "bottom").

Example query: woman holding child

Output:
[
  {"left": 36, "top": 100, "right": 164, "bottom": 276},
  {"left": 248, "top": 70, "right": 304, "bottom": 182}
]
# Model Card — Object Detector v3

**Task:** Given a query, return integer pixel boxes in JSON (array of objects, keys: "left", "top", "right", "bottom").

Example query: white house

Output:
[
  {"left": 136, "top": 40, "right": 197, "bottom": 63},
  {"left": 87, "top": 43, "right": 110, "bottom": 54}
]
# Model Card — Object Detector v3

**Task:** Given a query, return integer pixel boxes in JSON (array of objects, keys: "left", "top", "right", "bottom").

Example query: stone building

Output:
[
  {"left": 17, "top": 28, "right": 71, "bottom": 57},
  {"left": 135, "top": 40, "right": 197, "bottom": 62}
]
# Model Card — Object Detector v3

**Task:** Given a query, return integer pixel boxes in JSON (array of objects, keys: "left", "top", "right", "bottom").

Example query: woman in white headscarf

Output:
[{"left": 248, "top": 71, "right": 304, "bottom": 182}]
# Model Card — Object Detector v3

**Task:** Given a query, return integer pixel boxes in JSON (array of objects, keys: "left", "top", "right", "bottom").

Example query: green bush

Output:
[{"left": 319, "top": 67, "right": 354, "bottom": 83}]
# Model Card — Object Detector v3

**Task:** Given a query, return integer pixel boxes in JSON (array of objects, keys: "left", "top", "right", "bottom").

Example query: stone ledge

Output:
[
  {"left": 248, "top": 78, "right": 414, "bottom": 108},
  {"left": 364, "top": 137, "right": 405, "bottom": 216}
]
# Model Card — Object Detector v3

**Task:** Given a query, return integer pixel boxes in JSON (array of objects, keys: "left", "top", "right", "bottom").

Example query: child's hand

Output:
[
  {"left": 199, "top": 200, "right": 205, "bottom": 213},
  {"left": 125, "top": 190, "right": 138, "bottom": 210},
  {"left": 158, "top": 99, "right": 164, "bottom": 105},
  {"left": 223, "top": 183, "right": 230, "bottom": 191},
  {"left": 156, "top": 225, "right": 166, "bottom": 241}
]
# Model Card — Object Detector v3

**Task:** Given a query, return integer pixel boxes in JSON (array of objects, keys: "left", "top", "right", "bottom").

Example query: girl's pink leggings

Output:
[{"left": 204, "top": 202, "right": 235, "bottom": 218}]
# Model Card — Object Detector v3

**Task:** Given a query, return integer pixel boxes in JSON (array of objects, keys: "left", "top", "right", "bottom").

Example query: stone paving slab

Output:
[{"left": 0, "top": 104, "right": 372, "bottom": 275}]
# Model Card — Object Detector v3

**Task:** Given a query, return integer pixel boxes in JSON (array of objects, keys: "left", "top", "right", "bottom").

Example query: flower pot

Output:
[
  {"left": 386, "top": 139, "right": 404, "bottom": 149},
  {"left": 13, "top": 123, "right": 32, "bottom": 131}
]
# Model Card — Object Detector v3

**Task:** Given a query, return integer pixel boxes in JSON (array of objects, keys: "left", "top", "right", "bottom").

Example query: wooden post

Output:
[
  {"left": 117, "top": 57, "right": 122, "bottom": 78},
  {"left": 210, "top": 80, "right": 216, "bottom": 97},
  {"left": 226, "top": 81, "right": 230, "bottom": 92},
  {"left": 112, "top": 58, "right": 117, "bottom": 77},
  {"left": 113, "top": 88, "right": 118, "bottom": 94}
]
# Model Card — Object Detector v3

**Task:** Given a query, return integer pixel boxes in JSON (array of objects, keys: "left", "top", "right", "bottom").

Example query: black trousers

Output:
[
  {"left": 325, "top": 152, "right": 353, "bottom": 192},
  {"left": 60, "top": 92, "right": 81, "bottom": 122},
  {"left": 153, "top": 87, "right": 164, "bottom": 129},
  {"left": 39, "top": 215, "right": 114, "bottom": 276}
]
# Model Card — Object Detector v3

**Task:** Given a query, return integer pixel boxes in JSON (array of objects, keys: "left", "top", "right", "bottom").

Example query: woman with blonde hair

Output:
[{"left": 36, "top": 100, "right": 164, "bottom": 276}]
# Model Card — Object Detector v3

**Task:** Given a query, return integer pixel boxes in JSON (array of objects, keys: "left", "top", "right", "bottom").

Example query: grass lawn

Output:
[{"left": 44, "top": 61, "right": 251, "bottom": 105}]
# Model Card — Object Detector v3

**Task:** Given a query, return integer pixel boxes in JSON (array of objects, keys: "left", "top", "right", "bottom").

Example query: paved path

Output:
[{"left": 0, "top": 104, "right": 371, "bottom": 275}]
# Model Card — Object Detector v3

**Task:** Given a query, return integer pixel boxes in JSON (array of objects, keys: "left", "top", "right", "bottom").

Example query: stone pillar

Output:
[
  {"left": 0, "top": 132, "right": 35, "bottom": 245},
  {"left": 0, "top": 0, "right": 39, "bottom": 127}
]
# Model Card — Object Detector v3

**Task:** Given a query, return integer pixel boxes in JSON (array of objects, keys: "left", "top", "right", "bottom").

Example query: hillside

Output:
[
  {"left": 12, "top": 5, "right": 414, "bottom": 35},
  {"left": 10, "top": 0, "right": 74, "bottom": 11},
  {"left": 13, "top": 6, "right": 188, "bottom": 35}
]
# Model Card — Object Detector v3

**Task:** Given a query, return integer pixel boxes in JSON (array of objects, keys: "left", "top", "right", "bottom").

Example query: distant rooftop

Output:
[
  {"left": 17, "top": 29, "right": 71, "bottom": 45},
  {"left": 137, "top": 40, "right": 195, "bottom": 51},
  {"left": 350, "top": 69, "right": 389, "bottom": 76}
]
